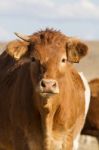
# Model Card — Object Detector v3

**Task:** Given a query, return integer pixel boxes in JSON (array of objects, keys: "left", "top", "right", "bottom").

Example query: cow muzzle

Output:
[{"left": 39, "top": 79, "right": 59, "bottom": 96}]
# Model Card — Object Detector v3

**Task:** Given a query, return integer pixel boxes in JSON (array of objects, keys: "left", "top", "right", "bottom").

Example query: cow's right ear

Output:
[
  {"left": 6, "top": 40, "right": 29, "bottom": 60},
  {"left": 66, "top": 38, "right": 88, "bottom": 63}
]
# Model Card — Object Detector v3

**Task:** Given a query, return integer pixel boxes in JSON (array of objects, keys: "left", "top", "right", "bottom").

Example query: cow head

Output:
[{"left": 6, "top": 29, "right": 88, "bottom": 100}]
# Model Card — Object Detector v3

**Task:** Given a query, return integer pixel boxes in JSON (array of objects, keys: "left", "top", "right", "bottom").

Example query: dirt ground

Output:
[{"left": 0, "top": 41, "right": 99, "bottom": 149}]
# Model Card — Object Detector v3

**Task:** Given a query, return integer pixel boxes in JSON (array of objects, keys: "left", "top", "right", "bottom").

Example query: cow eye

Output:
[
  {"left": 31, "top": 57, "right": 36, "bottom": 62},
  {"left": 61, "top": 58, "right": 66, "bottom": 63}
]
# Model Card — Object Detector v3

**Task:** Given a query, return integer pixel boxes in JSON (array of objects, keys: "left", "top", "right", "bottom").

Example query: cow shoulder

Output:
[{"left": 79, "top": 72, "right": 91, "bottom": 116}]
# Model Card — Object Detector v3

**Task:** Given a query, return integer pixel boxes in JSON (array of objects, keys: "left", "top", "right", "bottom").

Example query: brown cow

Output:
[
  {"left": 82, "top": 78, "right": 99, "bottom": 137},
  {"left": 0, "top": 29, "right": 89, "bottom": 150}
]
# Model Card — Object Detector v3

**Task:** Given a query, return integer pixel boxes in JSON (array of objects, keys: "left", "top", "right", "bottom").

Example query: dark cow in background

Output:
[
  {"left": 82, "top": 78, "right": 99, "bottom": 137},
  {"left": 0, "top": 29, "right": 89, "bottom": 150}
]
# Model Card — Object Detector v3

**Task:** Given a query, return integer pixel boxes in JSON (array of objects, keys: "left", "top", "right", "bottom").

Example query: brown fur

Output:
[
  {"left": 82, "top": 78, "right": 99, "bottom": 137},
  {"left": 0, "top": 29, "right": 88, "bottom": 150}
]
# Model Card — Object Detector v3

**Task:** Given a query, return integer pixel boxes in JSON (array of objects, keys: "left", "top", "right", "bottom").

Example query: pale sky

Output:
[{"left": 0, "top": 0, "right": 99, "bottom": 41}]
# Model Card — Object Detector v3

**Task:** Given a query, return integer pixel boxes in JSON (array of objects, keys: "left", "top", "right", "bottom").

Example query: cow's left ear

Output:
[
  {"left": 6, "top": 40, "right": 29, "bottom": 60},
  {"left": 66, "top": 38, "right": 88, "bottom": 63}
]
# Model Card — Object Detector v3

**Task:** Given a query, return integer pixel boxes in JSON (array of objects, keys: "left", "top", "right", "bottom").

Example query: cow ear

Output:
[
  {"left": 6, "top": 40, "right": 29, "bottom": 60},
  {"left": 66, "top": 38, "right": 88, "bottom": 63}
]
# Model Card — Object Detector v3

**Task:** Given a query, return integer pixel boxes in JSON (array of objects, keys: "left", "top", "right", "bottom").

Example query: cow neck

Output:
[{"left": 39, "top": 97, "right": 59, "bottom": 150}]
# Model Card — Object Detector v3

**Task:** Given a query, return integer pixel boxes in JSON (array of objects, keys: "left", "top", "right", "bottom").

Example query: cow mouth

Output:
[{"left": 40, "top": 91, "right": 59, "bottom": 97}]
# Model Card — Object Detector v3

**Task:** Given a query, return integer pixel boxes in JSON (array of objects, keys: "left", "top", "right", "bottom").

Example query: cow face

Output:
[
  {"left": 6, "top": 29, "right": 88, "bottom": 99},
  {"left": 29, "top": 43, "right": 68, "bottom": 98}
]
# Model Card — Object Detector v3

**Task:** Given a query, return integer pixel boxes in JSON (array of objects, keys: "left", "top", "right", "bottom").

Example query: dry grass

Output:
[{"left": 0, "top": 42, "right": 7, "bottom": 54}]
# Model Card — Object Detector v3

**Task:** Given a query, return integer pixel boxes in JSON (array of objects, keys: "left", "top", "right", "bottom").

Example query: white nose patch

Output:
[{"left": 79, "top": 72, "right": 91, "bottom": 116}]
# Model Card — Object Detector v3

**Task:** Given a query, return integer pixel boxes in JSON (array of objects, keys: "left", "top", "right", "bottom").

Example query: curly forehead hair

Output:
[{"left": 30, "top": 28, "right": 68, "bottom": 45}]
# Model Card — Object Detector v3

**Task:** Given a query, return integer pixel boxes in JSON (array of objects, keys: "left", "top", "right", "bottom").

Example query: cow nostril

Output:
[
  {"left": 40, "top": 80, "right": 58, "bottom": 89},
  {"left": 52, "top": 82, "right": 56, "bottom": 88},
  {"left": 41, "top": 80, "right": 46, "bottom": 88}
]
